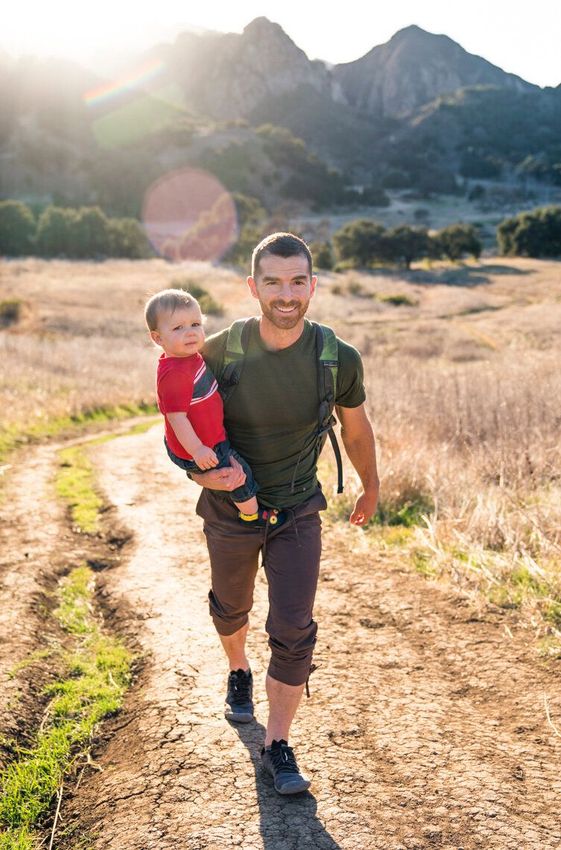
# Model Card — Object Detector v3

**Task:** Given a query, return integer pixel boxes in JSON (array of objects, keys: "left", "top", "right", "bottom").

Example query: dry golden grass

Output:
[{"left": 1, "top": 255, "right": 560, "bottom": 609}]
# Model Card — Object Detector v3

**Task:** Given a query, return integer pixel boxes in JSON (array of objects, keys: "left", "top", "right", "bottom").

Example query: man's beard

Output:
[{"left": 260, "top": 299, "right": 310, "bottom": 329}]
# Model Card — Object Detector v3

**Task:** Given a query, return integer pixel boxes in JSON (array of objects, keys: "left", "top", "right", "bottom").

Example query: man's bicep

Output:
[
  {"left": 335, "top": 402, "right": 373, "bottom": 439},
  {"left": 335, "top": 341, "right": 366, "bottom": 408}
]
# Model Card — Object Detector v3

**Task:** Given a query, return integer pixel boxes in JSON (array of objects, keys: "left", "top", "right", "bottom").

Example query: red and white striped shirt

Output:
[{"left": 156, "top": 352, "right": 226, "bottom": 459}]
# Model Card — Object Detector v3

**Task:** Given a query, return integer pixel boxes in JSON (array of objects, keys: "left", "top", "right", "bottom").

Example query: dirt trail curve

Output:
[{"left": 5, "top": 424, "right": 561, "bottom": 850}]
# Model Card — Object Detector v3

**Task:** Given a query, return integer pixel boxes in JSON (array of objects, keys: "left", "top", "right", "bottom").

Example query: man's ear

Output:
[
  {"left": 149, "top": 330, "right": 162, "bottom": 346},
  {"left": 310, "top": 275, "right": 318, "bottom": 298},
  {"left": 247, "top": 275, "right": 259, "bottom": 300}
]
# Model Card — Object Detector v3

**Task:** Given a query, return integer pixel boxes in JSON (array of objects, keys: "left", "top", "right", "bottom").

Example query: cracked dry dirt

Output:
[{"left": 3, "top": 424, "right": 561, "bottom": 850}]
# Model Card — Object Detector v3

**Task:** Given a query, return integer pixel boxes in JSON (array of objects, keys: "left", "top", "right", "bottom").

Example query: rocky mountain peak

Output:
[
  {"left": 333, "top": 24, "right": 536, "bottom": 117},
  {"left": 243, "top": 17, "right": 287, "bottom": 39}
]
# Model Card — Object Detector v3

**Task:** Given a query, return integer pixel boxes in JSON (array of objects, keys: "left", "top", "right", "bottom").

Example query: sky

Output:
[{"left": 3, "top": 0, "right": 561, "bottom": 88}]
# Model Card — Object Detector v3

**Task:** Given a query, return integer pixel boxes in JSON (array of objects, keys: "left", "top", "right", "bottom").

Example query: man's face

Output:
[
  {"left": 150, "top": 304, "right": 205, "bottom": 357},
  {"left": 248, "top": 253, "right": 317, "bottom": 330}
]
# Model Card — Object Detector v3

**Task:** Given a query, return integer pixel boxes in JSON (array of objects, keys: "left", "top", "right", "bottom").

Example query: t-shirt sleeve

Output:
[
  {"left": 158, "top": 366, "right": 193, "bottom": 413},
  {"left": 335, "top": 339, "right": 367, "bottom": 408},
  {"left": 201, "top": 328, "right": 228, "bottom": 377}
]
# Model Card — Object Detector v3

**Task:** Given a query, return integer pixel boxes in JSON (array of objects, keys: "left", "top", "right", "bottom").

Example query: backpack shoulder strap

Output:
[
  {"left": 218, "top": 317, "right": 254, "bottom": 402},
  {"left": 316, "top": 323, "right": 338, "bottom": 404},
  {"left": 312, "top": 323, "right": 344, "bottom": 494}
]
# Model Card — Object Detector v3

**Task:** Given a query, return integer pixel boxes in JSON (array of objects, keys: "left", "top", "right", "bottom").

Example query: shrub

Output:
[
  {"left": 36, "top": 206, "right": 78, "bottom": 257},
  {"left": 379, "top": 294, "right": 417, "bottom": 307},
  {"left": 332, "top": 219, "right": 388, "bottom": 267},
  {"left": 108, "top": 218, "right": 152, "bottom": 258},
  {"left": 310, "top": 241, "right": 334, "bottom": 270},
  {"left": 497, "top": 206, "right": 561, "bottom": 257},
  {"left": 0, "top": 299, "right": 23, "bottom": 327},
  {"left": 71, "top": 207, "right": 110, "bottom": 258},
  {"left": 432, "top": 223, "right": 482, "bottom": 261},
  {"left": 386, "top": 226, "right": 430, "bottom": 269},
  {"left": 171, "top": 279, "right": 223, "bottom": 316},
  {"left": 0, "top": 200, "right": 36, "bottom": 256}
]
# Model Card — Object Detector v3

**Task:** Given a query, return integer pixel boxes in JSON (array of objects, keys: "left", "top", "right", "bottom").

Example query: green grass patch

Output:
[
  {"left": 54, "top": 418, "right": 158, "bottom": 533},
  {"left": 0, "top": 826, "right": 35, "bottom": 850},
  {"left": 487, "top": 584, "right": 522, "bottom": 609},
  {"left": 511, "top": 564, "right": 549, "bottom": 596},
  {"left": 0, "top": 566, "right": 132, "bottom": 845},
  {"left": 325, "top": 484, "right": 433, "bottom": 530},
  {"left": 411, "top": 548, "right": 438, "bottom": 577},
  {"left": 56, "top": 447, "right": 102, "bottom": 534},
  {"left": 376, "top": 492, "right": 434, "bottom": 527},
  {"left": 379, "top": 526, "right": 415, "bottom": 546},
  {"left": 537, "top": 634, "right": 561, "bottom": 659},
  {"left": 0, "top": 402, "right": 157, "bottom": 466},
  {"left": 543, "top": 600, "right": 561, "bottom": 629}
]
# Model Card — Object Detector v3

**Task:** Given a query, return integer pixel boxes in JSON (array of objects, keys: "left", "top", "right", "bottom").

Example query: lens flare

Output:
[
  {"left": 142, "top": 168, "right": 238, "bottom": 263},
  {"left": 83, "top": 59, "right": 184, "bottom": 148},
  {"left": 84, "top": 58, "right": 166, "bottom": 107}
]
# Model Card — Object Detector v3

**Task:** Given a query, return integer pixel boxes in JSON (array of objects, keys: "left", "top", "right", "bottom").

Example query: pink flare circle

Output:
[{"left": 142, "top": 168, "right": 238, "bottom": 262}]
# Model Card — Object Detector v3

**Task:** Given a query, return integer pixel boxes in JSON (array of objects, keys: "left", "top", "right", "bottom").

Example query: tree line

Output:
[
  {"left": 1, "top": 198, "right": 561, "bottom": 265},
  {"left": 0, "top": 201, "right": 151, "bottom": 259}
]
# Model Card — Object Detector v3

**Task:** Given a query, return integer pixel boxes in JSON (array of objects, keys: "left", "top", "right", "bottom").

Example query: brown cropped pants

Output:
[{"left": 195, "top": 487, "right": 327, "bottom": 686}]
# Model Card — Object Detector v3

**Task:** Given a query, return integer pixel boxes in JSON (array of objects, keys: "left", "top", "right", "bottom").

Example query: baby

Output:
[{"left": 145, "top": 288, "right": 283, "bottom": 527}]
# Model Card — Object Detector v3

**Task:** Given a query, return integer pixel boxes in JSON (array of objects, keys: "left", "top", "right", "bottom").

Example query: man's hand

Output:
[
  {"left": 350, "top": 489, "right": 379, "bottom": 527},
  {"left": 190, "top": 454, "right": 247, "bottom": 491},
  {"left": 335, "top": 403, "right": 380, "bottom": 528},
  {"left": 191, "top": 444, "right": 218, "bottom": 470}
]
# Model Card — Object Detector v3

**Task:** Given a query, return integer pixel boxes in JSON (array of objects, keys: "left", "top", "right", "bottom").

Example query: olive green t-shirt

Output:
[{"left": 202, "top": 318, "right": 366, "bottom": 508}]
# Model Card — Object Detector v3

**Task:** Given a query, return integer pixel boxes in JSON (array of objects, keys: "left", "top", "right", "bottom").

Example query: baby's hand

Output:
[{"left": 192, "top": 445, "right": 219, "bottom": 470}]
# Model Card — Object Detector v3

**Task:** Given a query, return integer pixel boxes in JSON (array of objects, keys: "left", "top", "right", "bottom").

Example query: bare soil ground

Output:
[{"left": 10, "top": 424, "right": 552, "bottom": 850}]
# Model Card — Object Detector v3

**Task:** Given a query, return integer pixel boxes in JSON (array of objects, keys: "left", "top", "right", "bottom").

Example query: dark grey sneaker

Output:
[
  {"left": 224, "top": 668, "right": 254, "bottom": 723},
  {"left": 261, "top": 739, "right": 311, "bottom": 795}
]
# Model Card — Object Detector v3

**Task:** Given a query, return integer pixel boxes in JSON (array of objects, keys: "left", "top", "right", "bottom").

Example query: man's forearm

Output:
[{"left": 340, "top": 421, "right": 379, "bottom": 495}]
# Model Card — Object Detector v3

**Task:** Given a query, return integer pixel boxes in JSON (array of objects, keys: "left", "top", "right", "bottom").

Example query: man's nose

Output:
[{"left": 279, "top": 283, "right": 294, "bottom": 299}]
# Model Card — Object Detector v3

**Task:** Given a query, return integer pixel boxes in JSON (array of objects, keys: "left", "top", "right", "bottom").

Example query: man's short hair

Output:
[
  {"left": 251, "top": 232, "right": 313, "bottom": 279},
  {"left": 144, "top": 288, "right": 198, "bottom": 331}
]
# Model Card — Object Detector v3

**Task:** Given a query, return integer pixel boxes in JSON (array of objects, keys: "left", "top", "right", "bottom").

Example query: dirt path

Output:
[
  {"left": 50, "top": 424, "right": 559, "bottom": 850},
  {"left": 0, "top": 443, "right": 80, "bottom": 748},
  {"left": 3, "top": 424, "right": 560, "bottom": 849}
]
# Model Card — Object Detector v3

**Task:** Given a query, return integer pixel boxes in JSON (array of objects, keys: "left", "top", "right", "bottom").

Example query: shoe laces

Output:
[
  {"left": 229, "top": 669, "right": 251, "bottom": 704},
  {"left": 269, "top": 740, "right": 300, "bottom": 774}
]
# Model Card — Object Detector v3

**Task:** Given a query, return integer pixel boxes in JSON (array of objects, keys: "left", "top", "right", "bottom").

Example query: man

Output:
[{"left": 190, "top": 232, "right": 379, "bottom": 794}]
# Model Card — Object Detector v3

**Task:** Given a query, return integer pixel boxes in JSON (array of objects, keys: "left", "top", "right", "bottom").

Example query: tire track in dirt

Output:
[{"left": 62, "top": 425, "right": 561, "bottom": 850}]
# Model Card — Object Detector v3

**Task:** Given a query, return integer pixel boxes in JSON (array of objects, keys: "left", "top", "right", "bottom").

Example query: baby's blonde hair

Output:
[{"left": 144, "top": 288, "right": 198, "bottom": 331}]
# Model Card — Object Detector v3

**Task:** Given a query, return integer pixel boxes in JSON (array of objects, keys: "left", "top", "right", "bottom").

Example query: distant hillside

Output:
[
  {"left": 1, "top": 19, "right": 560, "bottom": 215},
  {"left": 160, "top": 17, "right": 332, "bottom": 119}
]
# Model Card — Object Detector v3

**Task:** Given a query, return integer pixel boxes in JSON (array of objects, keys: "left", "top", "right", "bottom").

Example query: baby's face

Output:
[{"left": 151, "top": 304, "right": 205, "bottom": 358}]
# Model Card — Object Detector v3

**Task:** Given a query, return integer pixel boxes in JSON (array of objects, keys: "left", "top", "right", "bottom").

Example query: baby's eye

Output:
[{"left": 191, "top": 322, "right": 201, "bottom": 327}]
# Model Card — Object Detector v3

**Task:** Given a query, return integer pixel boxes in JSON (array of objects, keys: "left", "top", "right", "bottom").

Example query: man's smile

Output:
[{"left": 273, "top": 304, "right": 298, "bottom": 313}]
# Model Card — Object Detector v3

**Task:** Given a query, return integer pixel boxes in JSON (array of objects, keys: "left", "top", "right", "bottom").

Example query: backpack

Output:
[{"left": 218, "top": 317, "right": 344, "bottom": 494}]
